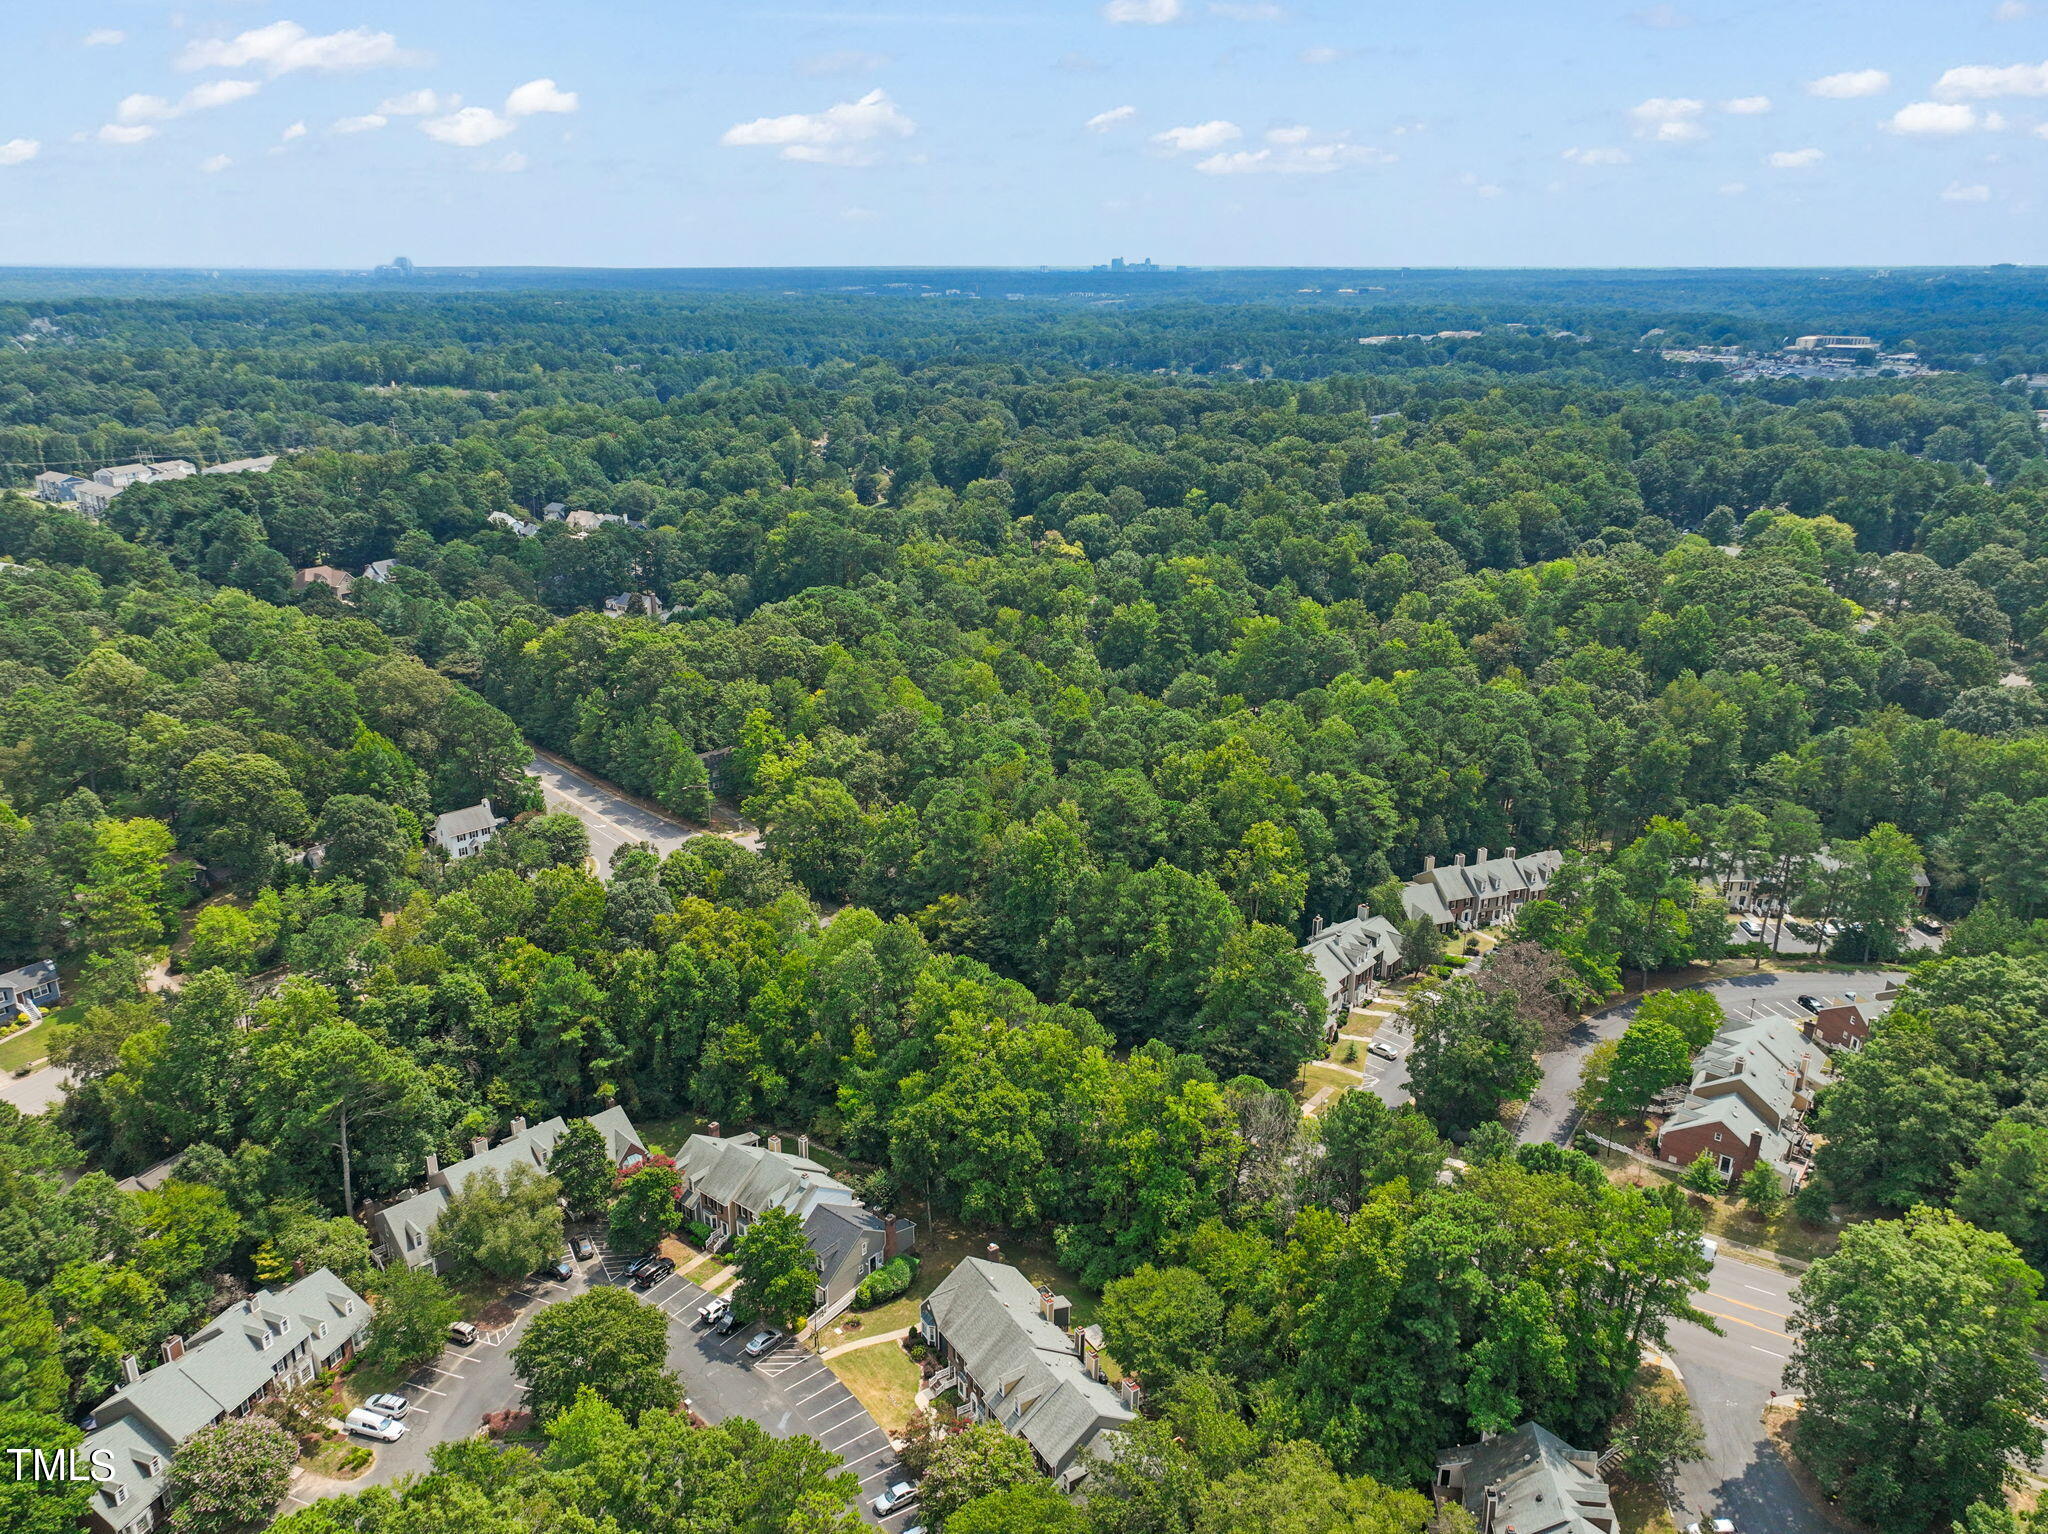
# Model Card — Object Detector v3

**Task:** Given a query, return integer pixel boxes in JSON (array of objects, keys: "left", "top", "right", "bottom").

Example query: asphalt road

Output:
[
  {"left": 1664, "top": 1255, "right": 1818, "bottom": 1534},
  {"left": 305, "top": 1243, "right": 916, "bottom": 1529},
  {"left": 0, "top": 1062, "right": 68, "bottom": 1114},
  {"left": 528, "top": 753, "right": 702, "bottom": 876}
]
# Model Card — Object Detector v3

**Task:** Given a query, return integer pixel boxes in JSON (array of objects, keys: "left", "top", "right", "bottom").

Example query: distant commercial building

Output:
[
  {"left": 1789, "top": 334, "right": 1878, "bottom": 352},
  {"left": 37, "top": 459, "right": 200, "bottom": 519},
  {"left": 34, "top": 471, "right": 83, "bottom": 502},
  {"left": 203, "top": 455, "right": 278, "bottom": 475},
  {"left": 69, "top": 481, "right": 122, "bottom": 518}
]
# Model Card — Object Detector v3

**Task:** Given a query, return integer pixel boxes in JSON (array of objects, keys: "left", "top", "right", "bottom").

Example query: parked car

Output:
[
  {"left": 630, "top": 1256, "right": 676, "bottom": 1290},
  {"left": 1367, "top": 1037, "right": 1400, "bottom": 1061},
  {"left": 1698, "top": 1236, "right": 1718, "bottom": 1264},
  {"left": 744, "top": 1329, "right": 783, "bottom": 1358},
  {"left": 1683, "top": 1520, "right": 1735, "bottom": 1534},
  {"left": 621, "top": 1253, "right": 660, "bottom": 1280},
  {"left": 448, "top": 1320, "right": 480, "bottom": 1346},
  {"left": 572, "top": 1237, "right": 597, "bottom": 1261},
  {"left": 535, "top": 1256, "right": 573, "bottom": 1282},
  {"left": 1795, "top": 995, "right": 1826, "bottom": 1014},
  {"left": 1914, "top": 916, "right": 1944, "bottom": 936},
  {"left": 696, "top": 1296, "right": 730, "bottom": 1328},
  {"left": 364, "top": 1392, "right": 409, "bottom": 1418},
  {"left": 344, "top": 1408, "right": 407, "bottom": 1442},
  {"left": 716, "top": 1306, "right": 746, "bottom": 1335},
  {"left": 1738, "top": 917, "right": 1764, "bottom": 938},
  {"left": 872, "top": 1482, "right": 918, "bottom": 1516}
]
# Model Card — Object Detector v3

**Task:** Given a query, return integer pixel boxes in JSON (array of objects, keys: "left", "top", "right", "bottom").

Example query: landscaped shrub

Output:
[
  {"left": 682, "top": 1219, "right": 713, "bottom": 1248},
  {"left": 854, "top": 1254, "right": 918, "bottom": 1309}
]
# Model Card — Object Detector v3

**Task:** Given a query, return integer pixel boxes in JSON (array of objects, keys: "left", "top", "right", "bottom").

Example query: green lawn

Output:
[
  {"left": 828, "top": 1341, "right": 921, "bottom": 1436},
  {"left": 0, "top": 1021, "right": 54, "bottom": 1073}
]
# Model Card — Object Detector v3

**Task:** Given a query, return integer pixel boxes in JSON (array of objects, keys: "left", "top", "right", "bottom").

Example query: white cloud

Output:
[
  {"left": 505, "top": 78, "right": 578, "bottom": 116},
  {"left": 0, "top": 138, "right": 40, "bottom": 165},
  {"left": 1807, "top": 68, "right": 1890, "bottom": 98},
  {"left": 199, "top": 153, "right": 231, "bottom": 173},
  {"left": 1299, "top": 44, "right": 1345, "bottom": 64},
  {"left": 421, "top": 106, "right": 515, "bottom": 147},
  {"left": 1103, "top": 0, "right": 1182, "bottom": 22},
  {"left": 799, "top": 50, "right": 892, "bottom": 76},
  {"left": 1767, "top": 146, "right": 1825, "bottom": 167},
  {"left": 1629, "top": 97, "right": 1707, "bottom": 141},
  {"left": 1196, "top": 142, "right": 1391, "bottom": 174},
  {"left": 1086, "top": 105, "right": 1138, "bottom": 132},
  {"left": 483, "top": 150, "right": 528, "bottom": 173},
  {"left": 377, "top": 89, "right": 455, "bottom": 116},
  {"left": 1631, "top": 2, "right": 1692, "bottom": 25},
  {"left": 95, "top": 123, "right": 156, "bottom": 145},
  {"left": 1942, "top": 181, "right": 1993, "bottom": 200},
  {"left": 1933, "top": 61, "right": 2048, "bottom": 99},
  {"left": 1562, "top": 146, "right": 1630, "bottom": 164},
  {"left": 1997, "top": 1, "right": 2031, "bottom": 16},
  {"left": 83, "top": 28, "right": 124, "bottom": 46},
  {"left": 179, "top": 21, "right": 417, "bottom": 76},
  {"left": 1151, "top": 119, "right": 1242, "bottom": 152},
  {"left": 1210, "top": 1, "right": 1284, "bottom": 16},
  {"left": 720, "top": 88, "right": 915, "bottom": 165},
  {"left": 281, "top": 121, "right": 307, "bottom": 141},
  {"left": 116, "top": 94, "right": 175, "bottom": 124},
  {"left": 333, "top": 113, "right": 388, "bottom": 133},
  {"left": 183, "top": 79, "right": 261, "bottom": 111},
  {"left": 1723, "top": 95, "right": 1772, "bottom": 114},
  {"left": 1888, "top": 101, "right": 1981, "bottom": 133}
]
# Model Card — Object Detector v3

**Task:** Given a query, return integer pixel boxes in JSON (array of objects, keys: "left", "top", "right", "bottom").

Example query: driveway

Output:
[
  {"left": 1664, "top": 1253, "right": 1824, "bottom": 1534},
  {"left": 529, "top": 753, "right": 702, "bottom": 876},
  {"left": 304, "top": 1244, "right": 916, "bottom": 1529},
  {"left": 1518, "top": 967, "right": 1907, "bottom": 1147}
]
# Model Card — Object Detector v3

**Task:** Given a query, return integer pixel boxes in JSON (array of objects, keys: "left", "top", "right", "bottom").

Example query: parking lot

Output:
[{"left": 292, "top": 1243, "right": 920, "bottom": 1528}]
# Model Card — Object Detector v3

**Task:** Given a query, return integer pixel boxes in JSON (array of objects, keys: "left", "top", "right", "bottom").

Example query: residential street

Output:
[
  {"left": 1663, "top": 1255, "right": 1818, "bottom": 1534},
  {"left": 0, "top": 1062, "right": 68, "bottom": 1115},
  {"left": 302, "top": 1244, "right": 915, "bottom": 1529},
  {"left": 528, "top": 752, "right": 702, "bottom": 875}
]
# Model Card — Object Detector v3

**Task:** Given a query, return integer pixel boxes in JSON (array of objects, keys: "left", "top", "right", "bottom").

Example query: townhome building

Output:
[
  {"left": 81, "top": 1268, "right": 369, "bottom": 1534},
  {"left": 1401, "top": 847, "right": 1564, "bottom": 932},
  {"left": 673, "top": 1127, "right": 911, "bottom": 1323},
  {"left": 1299, "top": 907, "right": 1405, "bottom": 1040},
  {"left": 202, "top": 456, "right": 278, "bottom": 475},
  {"left": 1657, "top": 1012, "right": 1825, "bottom": 1186},
  {"left": 1434, "top": 1422, "right": 1617, "bottom": 1534},
  {"left": 368, "top": 1107, "right": 647, "bottom": 1270},
  {"left": 918, "top": 1258, "right": 1137, "bottom": 1490}
]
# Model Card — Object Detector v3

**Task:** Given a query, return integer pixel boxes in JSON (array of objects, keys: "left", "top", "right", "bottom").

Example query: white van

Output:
[{"left": 344, "top": 1407, "right": 407, "bottom": 1442}]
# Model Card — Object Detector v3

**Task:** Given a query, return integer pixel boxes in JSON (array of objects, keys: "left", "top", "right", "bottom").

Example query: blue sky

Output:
[{"left": 1, "top": 0, "right": 2044, "bottom": 268}]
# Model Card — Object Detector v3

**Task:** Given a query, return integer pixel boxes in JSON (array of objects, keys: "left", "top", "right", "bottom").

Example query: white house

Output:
[{"left": 431, "top": 800, "right": 503, "bottom": 859}]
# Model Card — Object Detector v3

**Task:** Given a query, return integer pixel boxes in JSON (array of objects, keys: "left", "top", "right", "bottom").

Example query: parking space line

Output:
[
  {"left": 857, "top": 1464, "right": 901, "bottom": 1487},
  {"left": 793, "top": 1380, "right": 840, "bottom": 1407},
  {"left": 819, "top": 1419, "right": 875, "bottom": 1448},
  {"left": 412, "top": 1384, "right": 447, "bottom": 1397}
]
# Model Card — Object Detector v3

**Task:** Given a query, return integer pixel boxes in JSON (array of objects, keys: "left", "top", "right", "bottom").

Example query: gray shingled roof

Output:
[
  {"left": 923, "top": 1258, "right": 1133, "bottom": 1479},
  {"left": 1439, "top": 1422, "right": 1615, "bottom": 1534},
  {"left": 432, "top": 801, "right": 500, "bottom": 843}
]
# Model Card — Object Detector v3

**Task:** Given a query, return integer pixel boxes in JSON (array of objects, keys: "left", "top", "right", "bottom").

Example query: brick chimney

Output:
[
  {"left": 292, "top": 1258, "right": 307, "bottom": 1279},
  {"left": 1357, "top": 903, "right": 1369, "bottom": 923},
  {"left": 883, "top": 1215, "right": 899, "bottom": 1260},
  {"left": 1310, "top": 914, "right": 1325, "bottom": 936},
  {"left": 1454, "top": 852, "right": 1466, "bottom": 867},
  {"left": 1476, "top": 847, "right": 1489, "bottom": 865},
  {"left": 511, "top": 1115, "right": 527, "bottom": 1136},
  {"left": 425, "top": 1151, "right": 440, "bottom": 1178},
  {"left": 1424, "top": 855, "right": 1436, "bottom": 873},
  {"left": 1748, "top": 1131, "right": 1762, "bottom": 1159},
  {"left": 470, "top": 1135, "right": 488, "bottom": 1158},
  {"left": 797, "top": 1135, "right": 810, "bottom": 1160},
  {"left": 768, "top": 1134, "right": 783, "bottom": 1154},
  {"left": 122, "top": 1354, "right": 141, "bottom": 1385},
  {"left": 707, "top": 1122, "right": 721, "bottom": 1139},
  {"left": 162, "top": 1336, "right": 186, "bottom": 1364},
  {"left": 1505, "top": 846, "right": 1517, "bottom": 860}
]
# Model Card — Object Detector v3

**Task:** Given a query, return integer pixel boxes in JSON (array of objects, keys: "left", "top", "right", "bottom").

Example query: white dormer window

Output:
[
  {"left": 316, "top": 1322, "right": 328, "bottom": 1338},
  {"left": 111, "top": 1485, "right": 129, "bottom": 1505}
]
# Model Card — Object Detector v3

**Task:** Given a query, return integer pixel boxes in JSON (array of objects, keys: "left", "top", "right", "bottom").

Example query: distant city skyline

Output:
[{"left": 0, "top": 1, "right": 2043, "bottom": 268}]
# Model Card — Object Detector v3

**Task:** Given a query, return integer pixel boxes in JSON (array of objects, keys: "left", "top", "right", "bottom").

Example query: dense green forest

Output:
[{"left": 7, "top": 275, "right": 2048, "bottom": 1534}]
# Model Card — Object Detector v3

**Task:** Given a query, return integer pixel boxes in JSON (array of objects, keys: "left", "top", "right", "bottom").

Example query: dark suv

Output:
[{"left": 630, "top": 1256, "right": 676, "bottom": 1290}]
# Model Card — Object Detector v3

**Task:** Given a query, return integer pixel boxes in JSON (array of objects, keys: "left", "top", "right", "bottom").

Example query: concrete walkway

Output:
[{"left": 820, "top": 1328, "right": 912, "bottom": 1361}]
